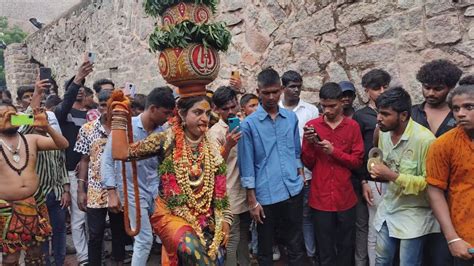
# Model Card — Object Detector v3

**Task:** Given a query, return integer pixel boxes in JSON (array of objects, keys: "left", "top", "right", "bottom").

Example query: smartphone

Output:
[
  {"left": 469, "top": 248, "right": 474, "bottom": 254},
  {"left": 87, "top": 52, "right": 96, "bottom": 63},
  {"left": 11, "top": 114, "right": 34, "bottom": 126},
  {"left": 39, "top": 67, "right": 51, "bottom": 81},
  {"left": 304, "top": 126, "right": 323, "bottom": 142},
  {"left": 228, "top": 117, "right": 240, "bottom": 132},
  {"left": 315, "top": 132, "right": 323, "bottom": 142},
  {"left": 39, "top": 67, "right": 52, "bottom": 94},
  {"left": 231, "top": 70, "right": 240, "bottom": 80},
  {"left": 124, "top": 82, "right": 136, "bottom": 97}
]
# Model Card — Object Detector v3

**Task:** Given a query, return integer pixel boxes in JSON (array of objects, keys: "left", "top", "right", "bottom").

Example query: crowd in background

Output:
[{"left": 0, "top": 56, "right": 473, "bottom": 266}]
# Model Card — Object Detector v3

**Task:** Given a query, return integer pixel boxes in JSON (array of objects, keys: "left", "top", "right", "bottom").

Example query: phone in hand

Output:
[
  {"left": 231, "top": 70, "right": 240, "bottom": 80},
  {"left": 11, "top": 114, "right": 34, "bottom": 126},
  {"left": 124, "top": 82, "right": 136, "bottom": 97},
  {"left": 87, "top": 52, "right": 96, "bottom": 63},
  {"left": 228, "top": 117, "right": 240, "bottom": 132},
  {"left": 304, "top": 126, "right": 323, "bottom": 142},
  {"left": 39, "top": 67, "right": 51, "bottom": 81},
  {"left": 39, "top": 67, "right": 52, "bottom": 94},
  {"left": 468, "top": 248, "right": 474, "bottom": 254},
  {"left": 315, "top": 132, "right": 323, "bottom": 142}
]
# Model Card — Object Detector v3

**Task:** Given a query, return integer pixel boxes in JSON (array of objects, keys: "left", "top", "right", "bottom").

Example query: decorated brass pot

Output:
[
  {"left": 162, "top": 2, "right": 211, "bottom": 27},
  {"left": 159, "top": 43, "right": 220, "bottom": 97}
]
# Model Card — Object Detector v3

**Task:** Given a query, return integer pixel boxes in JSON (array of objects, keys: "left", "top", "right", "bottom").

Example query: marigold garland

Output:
[{"left": 157, "top": 117, "right": 228, "bottom": 259}]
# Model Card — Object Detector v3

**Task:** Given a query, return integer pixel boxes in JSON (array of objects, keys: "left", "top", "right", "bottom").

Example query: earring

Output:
[{"left": 181, "top": 121, "right": 186, "bottom": 128}]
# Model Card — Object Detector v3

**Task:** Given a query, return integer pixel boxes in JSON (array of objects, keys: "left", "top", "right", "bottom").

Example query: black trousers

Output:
[
  {"left": 422, "top": 232, "right": 453, "bottom": 266},
  {"left": 87, "top": 208, "right": 127, "bottom": 265},
  {"left": 257, "top": 192, "right": 305, "bottom": 266},
  {"left": 312, "top": 206, "right": 356, "bottom": 266}
]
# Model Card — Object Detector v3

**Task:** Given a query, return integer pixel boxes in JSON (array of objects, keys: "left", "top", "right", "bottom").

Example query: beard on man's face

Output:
[{"left": 1, "top": 128, "right": 18, "bottom": 136}]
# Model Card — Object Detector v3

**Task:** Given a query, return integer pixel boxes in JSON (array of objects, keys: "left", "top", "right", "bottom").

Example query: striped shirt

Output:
[
  {"left": 19, "top": 108, "right": 69, "bottom": 204},
  {"left": 33, "top": 150, "right": 69, "bottom": 204}
]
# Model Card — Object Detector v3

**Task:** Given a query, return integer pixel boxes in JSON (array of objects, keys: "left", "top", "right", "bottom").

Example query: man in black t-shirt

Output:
[
  {"left": 54, "top": 56, "right": 93, "bottom": 266},
  {"left": 412, "top": 59, "right": 463, "bottom": 266},
  {"left": 354, "top": 69, "right": 391, "bottom": 266}
]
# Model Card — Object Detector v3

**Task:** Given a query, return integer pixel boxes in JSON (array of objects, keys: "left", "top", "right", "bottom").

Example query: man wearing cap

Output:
[{"left": 339, "top": 81, "right": 357, "bottom": 118}]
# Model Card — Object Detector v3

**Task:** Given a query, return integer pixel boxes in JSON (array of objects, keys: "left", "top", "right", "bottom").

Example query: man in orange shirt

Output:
[{"left": 427, "top": 84, "right": 474, "bottom": 265}]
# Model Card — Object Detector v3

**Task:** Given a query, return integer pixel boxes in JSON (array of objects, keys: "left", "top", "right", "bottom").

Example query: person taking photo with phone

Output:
[
  {"left": 54, "top": 53, "right": 93, "bottom": 265},
  {"left": 302, "top": 82, "right": 364, "bottom": 266},
  {"left": 209, "top": 86, "right": 250, "bottom": 266},
  {"left": 16, "top": 76, "right": 71, "bottom": 266},
  {"left": 0, "top": 101, "right": 69, "bottom": 265}
]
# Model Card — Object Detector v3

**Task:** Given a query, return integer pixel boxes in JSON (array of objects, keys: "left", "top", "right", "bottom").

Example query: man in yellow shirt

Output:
[{"left": 369, "top": 87, "right": 439, "bottom": 265}]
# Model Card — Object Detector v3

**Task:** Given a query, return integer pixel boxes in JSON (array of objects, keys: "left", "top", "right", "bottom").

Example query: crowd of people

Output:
[{"left": 0, "top": 55, "right": 472, "bottom": 266}]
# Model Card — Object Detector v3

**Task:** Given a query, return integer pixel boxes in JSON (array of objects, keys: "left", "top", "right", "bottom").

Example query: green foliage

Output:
[
  {"left": 213, "top": 196, "right": 229, "bottom": 210},
  {"left": 166, "top": 194, "right": 189, "bottom": 209},
  {"left": 149, "top": 20, "right": 231, "bottom": 52},
  {"left": 144, "top": 0, "right": 218, "bottom": 17},
  {"left": 217, "top": 162, "right": 227, "bottom": 176},
  {"left": 159, "top": 157, "right": 175, "bottom": 175},
  {"left": 0, "top": 17, "right": 28, "bottom": 87}
]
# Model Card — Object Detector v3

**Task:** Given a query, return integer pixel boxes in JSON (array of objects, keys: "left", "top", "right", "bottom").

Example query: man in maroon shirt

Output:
[{"left": 302, "top": 82, "right": 364, "bottom": 266}]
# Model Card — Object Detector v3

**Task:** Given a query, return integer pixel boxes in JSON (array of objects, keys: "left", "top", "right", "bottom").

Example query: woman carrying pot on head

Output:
[{"left": 110, "top": 90, "right": 232, "bottom": 266}]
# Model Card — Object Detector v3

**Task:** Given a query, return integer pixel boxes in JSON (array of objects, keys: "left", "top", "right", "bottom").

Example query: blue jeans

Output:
[
  {"left": 128, "top": 197, "right": 154, "bottom": 266},
  {"left": 375, "top": 222, "right": 425, "bottom": 266},
  {"left": 43, "top": 191, "right": 67, "bottom": 266},
  {"left": 302, "top": 183, "right": 316, "bottom": 257}
]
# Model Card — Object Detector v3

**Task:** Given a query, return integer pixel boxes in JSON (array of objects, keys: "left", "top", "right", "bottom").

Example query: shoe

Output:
[
  {"left": 151, "top": 242, "right": 162, "bottom": 255},
  {"left": 104, "top": 229, "right": 112, "bottom": 241},
  {"left": 272, "top": 245, "right": 281, "bottom": 261},
  {"left": 78, "top": 259, "right": 89, "bottom": 266},
  {"left": 123, "top": 251, "right": 132, "bottom": 264},
  {"left": 66, "top": 244, "right": 76, "bottom": 255},
  {"left": 308, "top": 256, "right": 319, "bottom": 266}
]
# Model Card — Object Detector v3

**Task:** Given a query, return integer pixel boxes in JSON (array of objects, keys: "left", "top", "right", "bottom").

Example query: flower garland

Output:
[{"left": 158, "top": 116, "right": 228, "bottom": 259}]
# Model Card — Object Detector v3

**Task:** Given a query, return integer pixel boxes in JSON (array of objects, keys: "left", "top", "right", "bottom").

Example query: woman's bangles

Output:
[{"left": 111, "top": 115, "right": 128, "bottom": 130}]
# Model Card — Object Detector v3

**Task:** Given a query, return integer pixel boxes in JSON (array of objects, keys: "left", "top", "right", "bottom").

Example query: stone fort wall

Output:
[{"left": 4, "top": 0, "right": 474, "bottom": 104}]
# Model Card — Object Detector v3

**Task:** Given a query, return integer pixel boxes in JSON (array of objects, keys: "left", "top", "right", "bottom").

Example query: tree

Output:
[{"left": 0, "top": 17, "right": 28, "bottom": 88}]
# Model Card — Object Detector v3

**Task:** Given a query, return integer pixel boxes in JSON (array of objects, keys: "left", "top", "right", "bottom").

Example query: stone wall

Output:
[
  {"left": 4, "top": 43, "right": 39, "bottom": 99},
  {"left": 4, "top": 0, "right": 474, "bottom": 104}
]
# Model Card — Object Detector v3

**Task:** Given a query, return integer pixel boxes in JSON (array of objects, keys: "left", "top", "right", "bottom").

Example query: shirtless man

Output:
[{"left": 0, "top": 103, "right": 69, "bottom": 265}]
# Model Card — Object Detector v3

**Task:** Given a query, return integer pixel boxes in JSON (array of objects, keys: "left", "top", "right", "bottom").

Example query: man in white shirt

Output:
[{"left": 279, "top": 70, "right": 319, "bottom": 265}]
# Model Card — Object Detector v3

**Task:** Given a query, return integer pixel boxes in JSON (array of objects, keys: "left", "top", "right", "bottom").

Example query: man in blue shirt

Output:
[
  {"left": 238, "top": 68, "right": 305, "bottom": 265},
  {"left": 101, "top": 87, "right": 175, "bottom": 265}
]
